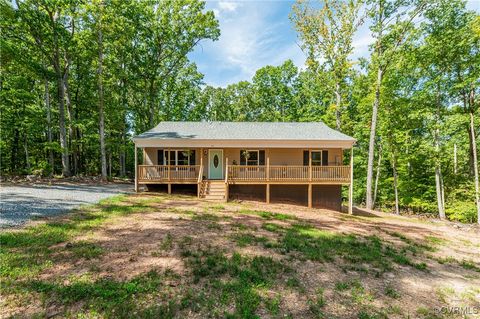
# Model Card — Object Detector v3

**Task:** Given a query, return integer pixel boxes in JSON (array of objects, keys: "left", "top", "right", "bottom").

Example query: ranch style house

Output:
[{"left": 133, "top": 121, "right": 355, "bottom": 213}]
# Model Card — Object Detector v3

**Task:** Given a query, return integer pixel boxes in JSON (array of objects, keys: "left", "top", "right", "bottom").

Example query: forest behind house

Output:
[{"left": 1, "top": 0, "right": 479, "bottom": 223}]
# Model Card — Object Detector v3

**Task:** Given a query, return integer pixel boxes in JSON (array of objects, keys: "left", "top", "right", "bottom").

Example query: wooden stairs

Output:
[{"left": 199, "top": 180, "right": 227, "bottom": 201}]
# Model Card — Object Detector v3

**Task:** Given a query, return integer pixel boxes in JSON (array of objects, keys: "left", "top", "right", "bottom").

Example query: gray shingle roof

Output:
[{"left": 134, "top": 121, "right": 355, "bottom": 141}]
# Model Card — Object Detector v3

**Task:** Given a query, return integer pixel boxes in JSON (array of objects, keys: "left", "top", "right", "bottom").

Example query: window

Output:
[
  {"left": 304, "top": 150, "right": 329, "bottom": 166},
  {"left": 161, "top": 150, "right": 195, "bottom": 166},
  {"left": 311, "top": 151, "right": 322, "bottom": 166},
  {"left": 240, "top": 150, "right": 265, "bottom": 166},
  {"left": 177, "top": 151, "right": 189, "bottom": 166}
]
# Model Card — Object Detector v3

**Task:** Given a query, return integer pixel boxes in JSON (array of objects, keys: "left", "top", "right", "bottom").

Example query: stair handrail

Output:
[
  {"left": 197, "top": 165, "right": 203, "bottom": 184},
  {"left": 225, "top": 157, "right": 229, "bottom": 184}
]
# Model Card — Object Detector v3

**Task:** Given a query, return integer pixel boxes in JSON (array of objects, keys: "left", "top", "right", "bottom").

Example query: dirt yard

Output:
[{"left": 1, "top": 193, "right": 479, "bottom": 318}]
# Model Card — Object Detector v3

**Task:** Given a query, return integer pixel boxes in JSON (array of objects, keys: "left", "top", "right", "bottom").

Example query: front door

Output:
[{"left": 208, "top": 149, "right": 223, "bottom": 179}]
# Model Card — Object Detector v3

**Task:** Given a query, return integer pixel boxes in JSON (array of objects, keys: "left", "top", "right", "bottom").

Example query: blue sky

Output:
[{"left": 189, "top": 0, "right": 480, "bottom": 88}]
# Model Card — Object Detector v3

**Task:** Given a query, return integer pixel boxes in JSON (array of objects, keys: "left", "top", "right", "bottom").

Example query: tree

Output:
[
  {"left": 365, "top": 0, "right": 428, "bottom": 210},
  {"left": 291, "top": 0, "right": 364, "bottom": 130}
]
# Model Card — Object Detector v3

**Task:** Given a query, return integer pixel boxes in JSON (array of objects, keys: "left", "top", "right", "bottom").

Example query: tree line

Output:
[{"left": 1, "top": 0, "right": 479, "bottom": 223}]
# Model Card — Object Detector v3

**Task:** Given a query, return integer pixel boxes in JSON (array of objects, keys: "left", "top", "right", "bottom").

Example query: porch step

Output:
[{"left": 199, "top": 180, "right": 226, "bottom": 201}]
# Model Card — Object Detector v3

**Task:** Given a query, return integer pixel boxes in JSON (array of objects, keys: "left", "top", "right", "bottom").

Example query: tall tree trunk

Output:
[
  {"left": 468, "top": 90, "right": 480, "bottom": 224},
  {"left": 120, "top": 131, "right": 126, "bottom": 176},
  {"left": 24, "top": 133, "right": 30, "bottom": 171},
  {"left": 11, "top": 126, "right": 19, "bottom": 172},
  {"left": 392, "top": 150, "right": 399, "bottom": 215},
  {"left": 97, "top": 4, "right": 107, "bottom": 179},
  {"left": 109, "top": 152, "right": 112, "bottom": 178},
  {"left": 373, "top": 143, "right": 382, "bottom": 208},
  {"left": 468, "top": 127, "right": 475, "bottom": 175},
  {"left": 366, "top": 66, "right": 383, "bottom": 209},
  {"left": 434, "top": 87, "right": 445, "bottom": 219},
  {"left": 434, "top": 126, "right": 445, "bottom": 219},
  {"left": 55, "top": 65, "right": 70, "bottom": 176},
  {"left": 119, "top": 76, "right": 127, "bottom": 177},
  {"left": 51, "top": 11, "right": 70, "bottom": 177},
  {"left": 45, "top": 79, "right": 54, "bottom": 174},
  {"left": 63, "top": 63, "right": 76, "bottom": 175},
  {"left": 148, "top": 78, "right": 155, "bottom": 128},
  {"left": 453, "top": 143, "right": 457, "bottom": 175},
  {"left": 335, "top": 81, "right": 341, "bottom": 131}
]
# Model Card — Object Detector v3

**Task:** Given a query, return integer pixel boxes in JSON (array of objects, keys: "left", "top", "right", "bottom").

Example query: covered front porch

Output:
[{"left": 134, "top": 147, "right": 354, "bottom": 213}]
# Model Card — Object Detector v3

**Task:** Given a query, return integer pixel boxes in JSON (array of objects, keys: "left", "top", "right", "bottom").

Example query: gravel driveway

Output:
[{"left": 0, "top": 183, "right": 133, "bottom": 228}]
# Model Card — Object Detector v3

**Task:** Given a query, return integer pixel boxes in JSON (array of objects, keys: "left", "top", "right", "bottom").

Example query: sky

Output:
[{"left": 189, "top": 0, "right": 480, "bottom": 88}]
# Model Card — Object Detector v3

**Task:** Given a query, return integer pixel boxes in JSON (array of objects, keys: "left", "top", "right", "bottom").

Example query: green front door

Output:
[{"left": 209, "top": 149, "right": 223, "bottom": 179}]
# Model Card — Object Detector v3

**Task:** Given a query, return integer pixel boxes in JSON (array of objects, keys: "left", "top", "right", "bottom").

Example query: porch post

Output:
[
  {"left": 266, "top": 184, "right": 270, "bottom": 204},
  {"left": 225, "top": 156, "right": 229, "bottom": 202},
  {"left": 167, "top": 148, "right": 172, "bottom": 194},
  {"left": 266, "top": 151, "right": 270, "bottom": 204},
  {"left": 134, "top": 146, "right": 138, "bottom": 192},
  {"left": 348, "top": 147, "right": 354, "bottom": 214},
  {"left": 308, "top": 184, "right": 312, "bottom": 208},
  {"left": 198, "top": 148, "right": 203, "bottom": 198},
  {"left": 309, "top": 149, "right": 312, "bottom": 182},
  {"left": 266, "top": 150, "right": 270, "bottom": 182}
]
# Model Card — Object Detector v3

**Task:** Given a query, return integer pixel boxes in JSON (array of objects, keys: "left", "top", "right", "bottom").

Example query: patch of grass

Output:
[
  {"left": 68, "top": 241, "right": 104, "bottom": 260},
  {"left": 435, "top": 286, "right": 456, "bottom": 303},
  {"left": 231, "top": 233, "right": 269, "bottom": 247},
  {"left": 424, "top": 236, "right": 445, "bottom": 246},
  {"left": 262, "top": 222, "right": 286, "bottom": 233},
  {"left": 230, "top": 222, "right": 253, "bottom": 231},
  {"left": 261, "top": 223, "right": 431, "bottom": 273},
  {"left": 206, "top": 222, "right": 222, "bottom": 230},
  {"left": 159, "top": 233, "right": 174, "bottom": 251},
  {"left": 168, "top": 208, "right": 196, "bottom": 216},
  {"left": 384, "top": 245, "right": 428, "bottom": 271},
  {"left": 264, "top": 294, "right": 281, "bottom": 316},
  {"left": 433, "top": 256, "right": 479, "bottom": 272},
  {"left": 239, "top": 209, "right": 297, "bottom": 221},
  {"left": 387, "top": 231, "right": 436, "bottom": 253},
  {"left": 24, "top": 270, "right": 178, "bottom": 318},
  {"left": 435, "top": 256, "right": 456, "bottom": 264},
  {"left": 357, "top": 310, "right": 387, "bottom": 319},
  {"left": 460, "top": 287, "right": 480, "bottom": 303},
  {"left": 308, "top": 288, "right": 325, "bottom": 316},
  {"left": 334, "top": 281, "right": 350, "bottom": 291},
  {"left": 460, "top": 259, "right": 480, "bottom": 272},
  {"left": 183, "top": 247, "right": 292, "bottom": 317},
  {"left": 385, "top": 285, "right": 400, "bottom": 299},
  {"left": 281, "top": 225, "right": 391, "bottom": 271},
  {"left": 191, "top": 212, "right": 222, "bottom": 222},
  {"left": 416, "top": 309, "right": 443, "bottom": 319},
  {"left": 0, "top": 195, "right": 154, "bottom": 284}
]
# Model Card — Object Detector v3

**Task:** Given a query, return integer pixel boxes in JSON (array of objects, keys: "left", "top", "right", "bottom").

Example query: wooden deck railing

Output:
[
  {"left": 137, "top": 165, "right": 350, "bottom": 183},
  {"left": 227, "top": 165, "right": 350, "bottom": 183},
  {"left": 138, "top": 165, "right": 200, "bottom": 182}
]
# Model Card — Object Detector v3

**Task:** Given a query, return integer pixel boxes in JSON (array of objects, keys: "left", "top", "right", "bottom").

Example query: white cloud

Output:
[
  {"left": 196, "top": 1, "right": 306, "bottom": 86},
  {"left": 218, "top": 1, "right": 240, "bottom": 12},
  {"left": 192, "top": 0, "right": 480, "bottom": 87}
]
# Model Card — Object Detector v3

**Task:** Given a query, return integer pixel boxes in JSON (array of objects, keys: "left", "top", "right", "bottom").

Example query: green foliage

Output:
[
  {"left": 1, "top": 0, "right": 479, "bottom": 223},
  {"left": 182, "top": 248, "right": 292, "bottom": 317}
]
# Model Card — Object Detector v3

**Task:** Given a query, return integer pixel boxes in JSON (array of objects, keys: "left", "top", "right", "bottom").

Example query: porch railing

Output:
[
  {"left": 227, "top": 165, "right": 350, "bottom": 183},
  {"left": 138, "top": 165, "right": 200, "bottom": 182},
  {"left": 137, "top": 164, "right": 350, "bottom": 183}
]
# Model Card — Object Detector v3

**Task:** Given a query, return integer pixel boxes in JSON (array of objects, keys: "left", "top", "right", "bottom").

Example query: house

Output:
[{"left": 133, "top": 121, "right": 355, "bottom": 213}]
